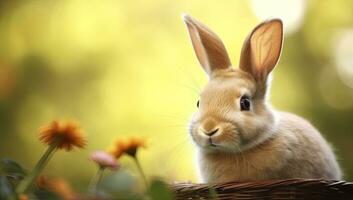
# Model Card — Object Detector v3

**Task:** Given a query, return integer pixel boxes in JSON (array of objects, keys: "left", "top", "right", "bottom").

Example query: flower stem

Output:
[
  {"left": 133, "top": 156, "right": 148, "bottom": 189},
  {"left": 16, "top": 144, "right": 57, "bottom": 195},
  {"left": 89, "top": 166, "right": 105, "bottom": 196}
]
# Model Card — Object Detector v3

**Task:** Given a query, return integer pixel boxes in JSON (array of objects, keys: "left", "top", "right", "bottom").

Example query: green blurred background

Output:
[{"left": 0, "top": 0, "right": 352, "bottom": 189}]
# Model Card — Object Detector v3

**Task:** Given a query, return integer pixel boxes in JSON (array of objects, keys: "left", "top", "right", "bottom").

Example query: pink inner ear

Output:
[
  {"left": 199, "top": 29, "right": 232, "bottom": 71},
  {"left": 183, "top": 15, "right": 232, "bottom": 75},
  {"left": 251, "top": 23, "right": 282, "bottom": 73},
  {"left": 239, "top": 19, "right": 283, "bottom": 81},
  {"left": 185, "top": 21, "right": 210, "bottom": 72}
]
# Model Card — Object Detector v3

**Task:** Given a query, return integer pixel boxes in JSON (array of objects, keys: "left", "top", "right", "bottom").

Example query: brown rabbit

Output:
[{"left": 182, "top": 14, "right": 342, "bottom": 183}]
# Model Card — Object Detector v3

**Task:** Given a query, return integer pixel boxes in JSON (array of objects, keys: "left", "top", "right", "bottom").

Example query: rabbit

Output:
[{"left": 182, "top": 14, "right": 342, "bottom": 183}]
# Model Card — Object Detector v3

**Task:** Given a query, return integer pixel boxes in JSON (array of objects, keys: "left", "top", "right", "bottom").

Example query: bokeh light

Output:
[
  {"left": 334, "top": 29, "right": 353, "bottom": 89},
  {"left": 0, "top": 0, "right": 352, "bottom": 189},
  {"left": 251, "top": 0, "right": 306, "bottom": 34}
]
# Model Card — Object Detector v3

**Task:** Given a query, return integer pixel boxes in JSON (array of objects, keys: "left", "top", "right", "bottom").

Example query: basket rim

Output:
[{"left": 171, "top": 178, "right": 353, "bottom": 199}]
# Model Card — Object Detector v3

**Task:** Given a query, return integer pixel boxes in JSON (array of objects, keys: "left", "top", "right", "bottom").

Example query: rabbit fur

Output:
[{"left": 183, "top": 14, "right": 342, "bottom": 183}]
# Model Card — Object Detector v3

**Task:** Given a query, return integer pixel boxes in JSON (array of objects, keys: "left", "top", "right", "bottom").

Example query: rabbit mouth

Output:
[
  {"left": 189, "top": 120, "right": 242, "bottom": 151},
  {"left": 208, "top": 138, "right": 217, "bottom": 147}
]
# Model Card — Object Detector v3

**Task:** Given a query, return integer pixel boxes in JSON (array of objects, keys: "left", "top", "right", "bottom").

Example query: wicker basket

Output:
[{"left": 171, "top": 179, "right": 353, "bottom": 200}]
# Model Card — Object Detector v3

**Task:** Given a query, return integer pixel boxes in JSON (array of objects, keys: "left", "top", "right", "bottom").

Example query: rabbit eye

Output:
[
  {"left": 197, "top": 100, "right": 200, "bottom": 108},
  {"left": 240, "top": 96, "right": 251, "bottom": 111}
]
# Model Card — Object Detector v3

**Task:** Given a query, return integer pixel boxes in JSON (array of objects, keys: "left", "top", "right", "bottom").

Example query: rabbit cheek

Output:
[
  {"left": 234, "top": 110, "right": 275, "bottom": 151},
  {"left": 239, "top": 117, "right": 260, "bottom": 141},
  {"left": 213, "top": 124, "right": 241, "bottom": 150},
  {"left": 189, "top": 121, "right": 209, "bottom": 148}
]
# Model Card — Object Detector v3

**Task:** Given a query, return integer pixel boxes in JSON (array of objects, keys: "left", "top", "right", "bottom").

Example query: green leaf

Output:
[
  {"left": 148, "top": 179, "right": 174, "bottom": 200},
  {"left": 209, "top": 187, "right": 218, "bottom": 200},
  {"left": 34, "top": 188, "right": 62, "bottom": 200},
  {"left": 0, "top": 158, "right": 27, "bottom": 188},
  {"left": 100, "top": 170, "right": 141, "bottom": 199},
  {"left": 0, "top": 176, "right": 16, "bottom": 200},
  {"left": 0, "top": 158, "right": 27, "bottom": 179}
]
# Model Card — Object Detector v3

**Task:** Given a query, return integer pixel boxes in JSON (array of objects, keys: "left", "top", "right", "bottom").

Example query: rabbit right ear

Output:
[
  {"left": 182, "top": 14, "right": 232, "bottom": 76},
  {"left": 239, "top": 19, "right": 283, "bottom": 84}
]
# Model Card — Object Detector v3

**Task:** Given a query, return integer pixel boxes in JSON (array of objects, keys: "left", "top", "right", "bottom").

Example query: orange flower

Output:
[
  {"left": 19, "top": 194, "right": 28, "bottom": 200},
  {"left": 39, "top": 120, "right": 86, "bottom": 151},
  {"left": 110, "top": 138, "right": 146, "bottom": 158}
]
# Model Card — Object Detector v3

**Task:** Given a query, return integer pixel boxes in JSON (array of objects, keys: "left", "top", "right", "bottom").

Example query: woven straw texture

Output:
[{"left": 171, "top": 179, "right": 353, "bottom": 200}]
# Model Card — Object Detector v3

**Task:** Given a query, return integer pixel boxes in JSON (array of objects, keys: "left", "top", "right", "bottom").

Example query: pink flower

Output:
[{"left": 90, "top": 151, "right": 119, "bottom": 170}]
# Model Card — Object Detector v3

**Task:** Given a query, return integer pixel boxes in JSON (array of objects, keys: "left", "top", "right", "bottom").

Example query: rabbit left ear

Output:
[
  {"left": 183, "top": 14, "right": 232, "bottom": 76},
  {"left": 239, "top": 19, "right": 283, "bottom": 83}
]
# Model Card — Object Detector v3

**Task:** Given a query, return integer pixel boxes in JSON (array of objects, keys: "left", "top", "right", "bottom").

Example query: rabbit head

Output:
[{"left": 183, "top": 14, "right": 283, "bottom": 153}]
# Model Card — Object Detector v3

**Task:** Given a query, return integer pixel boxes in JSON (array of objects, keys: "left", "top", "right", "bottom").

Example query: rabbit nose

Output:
[
  {"left": 200, "top": 117, "right": 219, "bottom": 136},
  {"left": 202, "top": 128, "right": 219, "bottom": 136}
]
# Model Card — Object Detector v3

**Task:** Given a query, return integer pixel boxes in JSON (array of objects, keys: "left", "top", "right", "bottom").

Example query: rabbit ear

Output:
[
  {"left": 239, "top": 19, "right": 283, "bottom": 83},
  {"left": 183, "top": 14, "right": 232, "bottom": 75}
]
